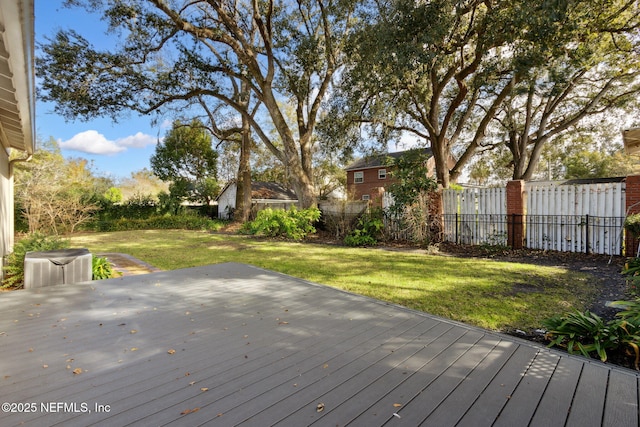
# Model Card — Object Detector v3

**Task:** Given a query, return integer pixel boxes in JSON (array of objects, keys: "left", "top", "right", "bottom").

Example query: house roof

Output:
[
  {"left": 251, "top": 181, "right": 297, "bottom": 200},
  {"left": 217, "top": 181, "right": 298, "bottom": 201},
  {"left": 0, "top": 0, "right": 35, "bottom": 154},
  {"left": 1, "top": 262, "right": 638, "bottom": 425},
  {"left": 345, "top": 148, "right": 432, "bottom": 171}
]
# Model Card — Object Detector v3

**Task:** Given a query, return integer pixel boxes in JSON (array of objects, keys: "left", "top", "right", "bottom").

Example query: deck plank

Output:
[
  {"left": 565, "top": 363, "right": 609, "bottom": 427},
  {"left": 0, "top": 262, "right": 638, "bottom": 427},
  {"left": 529, "top": 355, "right": 583, "bottom": 426},
  {"left": 420, "top": 339, "right": 519, "bottom": 427},
  {"left": 603, "top": 369, "right": 639, "bottom": 427}
]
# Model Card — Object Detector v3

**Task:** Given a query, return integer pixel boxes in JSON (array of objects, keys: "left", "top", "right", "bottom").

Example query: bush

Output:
[
  {"left": 623, "top": 258, "right": 640, "bottom": 297},
  {"left": 2, "top": 233, "right": 70, "bottom": 289},
  {"left": 241, "top": 207, "right": 321, "bottom": 240},
  {"left": 543, "top": 306, "right": 640, "bottom": 368},
  {"left": 98, "top": 194, "right": 158, "bottom": 221},
  {"left": 92, "top": 214, "right": 225, "bottom": 232},
  {"left": 625, "top": 214, "right": 640, "bottom": 239},
  {"left": 344, "top": 211, "right": 384, "bottom": 247},
  {"left": 92, "top": 256, "right": 117, "bottom": 280}
]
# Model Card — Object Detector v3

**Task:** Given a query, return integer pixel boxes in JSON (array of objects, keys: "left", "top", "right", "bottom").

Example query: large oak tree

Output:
[
  {"left": 328, "top": 0, "right": 640, "bottom": 187},
  {"left": 38, "top": 0, "right": 358, "bottom": 208}
]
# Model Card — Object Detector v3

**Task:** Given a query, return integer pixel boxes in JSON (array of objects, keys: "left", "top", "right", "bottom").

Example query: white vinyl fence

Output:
[
  {"left": 525, "top": 181, "right": 625, "bottom": 255},
  {"left": 442, "top": 180, "right": 626, "bottom": 255},
  {"left": 442, "top": 187, "right": 507, "bottom": 245}
]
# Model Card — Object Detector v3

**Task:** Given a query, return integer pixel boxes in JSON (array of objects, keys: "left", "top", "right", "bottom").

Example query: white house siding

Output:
[
  {"left": 218, "top": 183, "right": 237, "bottom": 219},
  {"left": 0, "top": 148, "right": 13, "bottom": 276}
]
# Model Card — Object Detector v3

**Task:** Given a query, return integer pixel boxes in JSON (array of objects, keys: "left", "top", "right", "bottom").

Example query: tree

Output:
[
  {"left": 467, "top": 122, "right": 640, "bottom": 183},
  {"left": 117, "top": 168, "right": 168, "bottom": 201},
  {"left": 150, "top": 119, "right": 219, "bottom": 205},
  {"left": 484, "top": 18, "right": 640, "bottom": 181},
  {"left": 328, "top": 0, "right": 640, "bottom": 188},
  {"left": 37, "top": 0, "right": 359, "bottom": 209},
  {"left": 13, "top": 137, "right": 108, "bottom": 234}
]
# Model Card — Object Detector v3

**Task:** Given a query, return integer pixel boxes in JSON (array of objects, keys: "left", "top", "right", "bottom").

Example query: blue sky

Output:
[{"left": 35, "top": 0, "right": 168, "bottom": 181}]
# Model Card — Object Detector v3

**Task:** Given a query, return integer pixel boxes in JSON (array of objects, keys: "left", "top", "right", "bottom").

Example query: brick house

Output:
[{"left": 345, "top": 149, "right": 445, "bottom": 207}]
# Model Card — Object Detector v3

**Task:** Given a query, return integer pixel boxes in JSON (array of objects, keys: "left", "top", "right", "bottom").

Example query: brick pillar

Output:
[
  {"left": 625, "top": 175, "right": 640, "bottom": 256},
  {"left": 506, "top": 180, "right": 525, "bottom": 249}
]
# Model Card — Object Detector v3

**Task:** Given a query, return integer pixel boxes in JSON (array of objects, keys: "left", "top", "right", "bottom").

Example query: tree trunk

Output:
[
  {"left": 431, "top": 136, "right": 451, "bottom": 189},
  {"left": 290, "top": 165, "right": 317, "bottom": 209},
  {"left": 235, "top": 116, "right": 252, "bottom": 222},
  {"left": 234, "top": 80, "right": 253, "bottom": 222}
]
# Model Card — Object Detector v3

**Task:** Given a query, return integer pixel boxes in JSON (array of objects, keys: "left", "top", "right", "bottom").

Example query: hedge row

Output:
[{"left": 91, "top": 215, "right": 225, "bottom": 232}]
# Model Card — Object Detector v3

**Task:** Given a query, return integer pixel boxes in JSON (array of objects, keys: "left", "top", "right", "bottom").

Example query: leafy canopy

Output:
[{"left": 150, "top": 119, "right": 219, "bottom": 204}]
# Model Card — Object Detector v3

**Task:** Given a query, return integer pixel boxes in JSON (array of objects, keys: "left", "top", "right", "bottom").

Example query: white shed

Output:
[{"left": 217, "top": 181, "right": 299, "bottom": 219}]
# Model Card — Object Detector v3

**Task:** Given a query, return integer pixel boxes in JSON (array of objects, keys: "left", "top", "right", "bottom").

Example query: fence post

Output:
[
  {"left": 506, "top": 180, "right": 525, "bottom": 249},
  {"left": 455, "top": 213, "right": 459, "bottom": 244},
  {"left": 585, "top": 214, "right": 590, "bottom": 255},
  {"left": 625, "top": 175, "right": 640, "bottom": 257}
]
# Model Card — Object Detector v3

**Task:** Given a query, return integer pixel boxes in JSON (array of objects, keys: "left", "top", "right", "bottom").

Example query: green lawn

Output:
[{"left": 70, "top": 230, "right": 598, "bottom": 332}]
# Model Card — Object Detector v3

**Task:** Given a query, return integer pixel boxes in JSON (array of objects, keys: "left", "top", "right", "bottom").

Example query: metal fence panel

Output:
[{"left": 440, "top": 182, "right": 625, "bottom": 255}]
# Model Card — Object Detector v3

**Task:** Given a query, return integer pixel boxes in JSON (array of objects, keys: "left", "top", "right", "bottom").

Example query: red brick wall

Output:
[
  {"left": 506, "top": 180, "right": 525, "bottom": 249},
  {"left": 347, "top": 167, "right": 395, "bottom": 207},
  {"left": 625, "top": 175, "right": 640, "bottom": 256}
]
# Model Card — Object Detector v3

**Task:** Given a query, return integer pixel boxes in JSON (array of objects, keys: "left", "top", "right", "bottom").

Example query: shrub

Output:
[
  {"left": 241, "top": 207, "right": 321, "bottom": 240},
  {"left": 2, "top": 233, "right": 70, "bottom": 289},
  {"left": 543, "top": 310, "right": 617, "bottom": 362},
  {"left": 344, "top": 211, "right": 384, "bottom": 247},
  {"left": 98, "top": 193, "right": 158, "bottom": 221},
  {"left": 625, "top": 214, "right": 640, "bottom": 239},
  {"left": 623, "top": 258, "right": 640, "bottom": 297},
  {"left": 92, "top": 214, "right": 225, "bottom": 232},
  {"left": 543, "top": 307, "right": 640, "bottom": 368},
  {"left": 92, "top": 256, "right": 117, "bottom": 280}
]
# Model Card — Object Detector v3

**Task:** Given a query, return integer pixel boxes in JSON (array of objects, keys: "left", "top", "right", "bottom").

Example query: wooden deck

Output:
[{"left": 0, "top": 262, "right": 638, "bottom": 426}]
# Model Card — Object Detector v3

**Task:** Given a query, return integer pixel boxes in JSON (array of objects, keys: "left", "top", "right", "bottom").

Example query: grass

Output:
[{"left": 69, "top": 230, "right": 598, "bottom": 332}]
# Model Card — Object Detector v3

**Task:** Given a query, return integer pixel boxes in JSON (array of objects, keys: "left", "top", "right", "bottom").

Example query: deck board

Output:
[{"left": 0, "top": 262, "right": 638, "bottom": 426}]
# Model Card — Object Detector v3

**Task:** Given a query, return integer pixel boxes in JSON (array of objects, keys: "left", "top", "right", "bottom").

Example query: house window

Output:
[
  {"left": 362, "top": 194, "right": 370, "bottom": 201},
  {"left": 354, "top": 171, "right": 364, "bottom": 183},
  {"left": 378, "top": 169, "right": 387, "bottom": 179}
]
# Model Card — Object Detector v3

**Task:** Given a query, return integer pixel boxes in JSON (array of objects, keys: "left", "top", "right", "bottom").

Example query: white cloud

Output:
[
  {"left": 59, "top": 130, "right": 158, "bottom": 155},
  {"left": 116, "top": 132, "right": 159, "bottom": 148}
]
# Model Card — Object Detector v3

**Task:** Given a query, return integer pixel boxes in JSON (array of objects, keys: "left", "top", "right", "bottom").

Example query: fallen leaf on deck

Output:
[
  {"left": 72, "top": 368, "right": 83, "bottom": 375},
  {"left": 42, "top": 365, "right": 48, "bottom": 369},
  {"left": 322, "top": 364, "right": 329, "bottom": 369},
  {"left": 316, "top": 403, "right": 325, "bottom": 412},
  {"left": 200, "top": 387, "right": 208, "bottom": 392},
  {"left": 130, "top": 330, "right": 137, "bottom": 334},
  {"left": 168, "top": 349, "right": 176, "bottom": 354},
  {"left": 130, "top": 347, "right": 138, "bottom": 351},
  {"left": 393, "top": 403, "right": 403, "bottom": 408},
  {"left": 278, "top": 321, "right": 289, "bottom": 325},
  {"left": 181, "top": 407, "right": 200, "bottom": 415}
]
